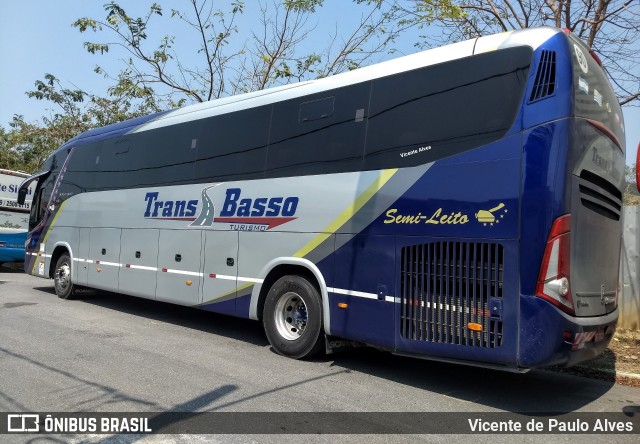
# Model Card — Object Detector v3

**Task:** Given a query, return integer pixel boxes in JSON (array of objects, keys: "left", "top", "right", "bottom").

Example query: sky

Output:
[{"left": 0, "top": 1, "right": 638, "bottom": 166}]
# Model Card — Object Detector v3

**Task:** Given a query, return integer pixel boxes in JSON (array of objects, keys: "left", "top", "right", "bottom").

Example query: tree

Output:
[
  {"left": 0, "top": 127, "right": 23, "bottom": 171},
  {"left": 410, "top": 0, "right": 640, "bottom": 106},
  {"left": 2, "top": 0, "right": 462, "bottom": 172},
  {"left": 0, "top": 74, "right": 162, "bottom": 172},
  {"left": 624, "top": 163, "right": 639, "bottom": 205},
  {"left": 71, "top": 0, "right": 433, "bottom": 103}
]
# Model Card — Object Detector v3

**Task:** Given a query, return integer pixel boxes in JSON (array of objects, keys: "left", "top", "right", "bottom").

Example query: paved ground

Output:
[{"left": 1, "top": 270, "right": 639, "bottom": 443}]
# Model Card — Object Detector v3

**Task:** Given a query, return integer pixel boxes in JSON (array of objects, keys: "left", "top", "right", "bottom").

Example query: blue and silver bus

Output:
[
  {"left": 19, "top": 27, "right": 624, "bottom": 370},
  {"left": 0, "top": 169, "right": 33, "bottom": 265}
]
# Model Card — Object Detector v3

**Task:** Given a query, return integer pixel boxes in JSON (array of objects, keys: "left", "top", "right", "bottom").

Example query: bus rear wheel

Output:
[
  {"left": 263, "top": 275, "right": 324, "bottom": 359},
  {"left": 54, "top": 253, "right": 75, "bottom": 299}
]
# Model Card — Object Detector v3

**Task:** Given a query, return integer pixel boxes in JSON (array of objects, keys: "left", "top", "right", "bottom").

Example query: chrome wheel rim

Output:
[
  {"left": 274, "top": 292, "right": 308, "bottom": 340},
  {"left": 55, "top": 261, "right": 71, "bottom": 294}
]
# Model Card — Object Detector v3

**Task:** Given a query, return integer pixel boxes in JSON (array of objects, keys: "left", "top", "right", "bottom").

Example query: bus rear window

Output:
[{"left": 569, "top": 34, "right": 625, "bottom": 151}]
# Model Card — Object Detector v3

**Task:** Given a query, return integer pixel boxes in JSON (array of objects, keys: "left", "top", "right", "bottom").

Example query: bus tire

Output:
[
  {"left": 263, "top": 275, "right": 324, "bottom": 359},
  {"left": 53, "top": 253, "right": 75, "bottom": 300}
]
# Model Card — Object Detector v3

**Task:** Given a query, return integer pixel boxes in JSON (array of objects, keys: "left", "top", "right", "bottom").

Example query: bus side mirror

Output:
[{"left": 17, "top": 186, "right": 28, "bottom": 205}]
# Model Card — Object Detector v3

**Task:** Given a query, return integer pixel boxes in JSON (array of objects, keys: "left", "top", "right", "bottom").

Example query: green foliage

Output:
[
  {"left": 2, "top": 0, "right": 468, "bottom": 173},
  {"left": 0, "top": 73, "right": 165, "bottom": 172},
  {"left": 0, "top": 127, "right": 23, "bottom": 171},
  {"left": 402, "top": 0, "right": 464, "bottom": 27},
  {"left": 0, "top": 115, "right": 67, "bottom": 173},
  {"left": 66, "top": 1, "right": 451, "bottom": 101},
  {"left": 624, "top": 164, "right": 639, "bottom": 205},
  {"left": 283, "top": 0, "right": 324, "bottom": 12}
]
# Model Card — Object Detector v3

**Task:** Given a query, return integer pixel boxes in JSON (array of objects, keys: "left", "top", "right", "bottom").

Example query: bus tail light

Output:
[
  {"left": 589, "top": 50, "right": 602, "bottom": 66},
  {"left": 536, "top": 214, "right": 575, "bottom": 315},
  {"left": 586, "top": 119, "right": 622, "bottom": 150}
]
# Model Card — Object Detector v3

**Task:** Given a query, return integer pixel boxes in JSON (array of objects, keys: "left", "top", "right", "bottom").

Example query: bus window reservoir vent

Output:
[{"left": 529, "top": 50, "right": 556, "bottom": 103}]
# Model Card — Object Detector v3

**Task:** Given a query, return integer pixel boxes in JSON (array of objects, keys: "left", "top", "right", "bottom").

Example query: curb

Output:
[
  {"left": 545, "top": 366, "right": 640, "bottom": 383},
  {"left": 599, "top": 369, "right": 640, "bottom": 380},
  {"left": 569, "top": 364, "right": 640, "bottom": 380}
]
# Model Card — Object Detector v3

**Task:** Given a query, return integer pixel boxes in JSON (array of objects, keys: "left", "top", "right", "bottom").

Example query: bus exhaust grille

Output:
[
  {"left": 529, "top": 50, "right": 556, "bottom": 102},
  {"left": 400, "top": 242, "right": 503, "bottom": 348},
  {"left": 578, "top": 170, "right": 622, "bottom": 221}
]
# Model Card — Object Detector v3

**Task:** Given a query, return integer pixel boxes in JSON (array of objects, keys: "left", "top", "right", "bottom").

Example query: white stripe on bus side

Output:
[
  {"left": 327, "top": 287, "right": 378, "bottom": 300},
  {"left": 125, "top": 264, "right": 157, "bottom": 271},
  {"left": 28, "top": 252, "right": 51, "bottom": 258},
  {"left": 54, "top": 256, "right": 405, "bottom": 303},
  {"left": 163, "top": 268, "right": 203, "bottom": 277},
  {"left": 94, "top": 260, "right": 120, "bottom": 267}
]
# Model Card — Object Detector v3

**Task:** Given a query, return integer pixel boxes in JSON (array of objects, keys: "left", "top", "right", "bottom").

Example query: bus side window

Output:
[
  {"left": 364, "top": 46, "right": 532, "bottom": 170},
  {"left": 266, "top": 83, "right": 369, "bottom": 178},
  {"left": 195, "top": 106, "right": 271, "bottom": 183},
  {"left": 128, "top": 124, "right": 199, "bottom": 188},
  {"left": 60, "top": 143, "right": 99, "bottom": 194},
  {"left": 28, "top": 181, "right": 44, "bottom": 231}
]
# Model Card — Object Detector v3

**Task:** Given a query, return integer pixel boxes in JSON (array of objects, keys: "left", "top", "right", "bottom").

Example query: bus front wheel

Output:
[
  {"left": 263, "top": 275, "right": 324, "bottom": 359},
  {"left": 54, "top": 253, "right": 75, "bottom": 300}
]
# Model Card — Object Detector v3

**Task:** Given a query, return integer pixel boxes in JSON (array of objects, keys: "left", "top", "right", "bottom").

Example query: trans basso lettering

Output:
[
  {"left": 143, "top": 192, "right": 198, "bottom": 219},
  {"left": 221, "top": 188, "right": 298, "bottom": 217},
  {"left": 142, "top": 188, "right": 299, "bottom": 230}
]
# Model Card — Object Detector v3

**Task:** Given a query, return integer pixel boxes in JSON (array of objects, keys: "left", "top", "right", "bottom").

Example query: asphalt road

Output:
[{"left": 1, "top": 269, "right": 639, "bottom": 443}]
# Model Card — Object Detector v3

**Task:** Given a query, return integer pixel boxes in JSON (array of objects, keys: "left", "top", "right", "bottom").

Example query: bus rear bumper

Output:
[
  {"left": 519, "top": 295, "right": 618, "bottom": 368},
  {"left": 0, "top": 247, "right": 27, "bottom": 264}
]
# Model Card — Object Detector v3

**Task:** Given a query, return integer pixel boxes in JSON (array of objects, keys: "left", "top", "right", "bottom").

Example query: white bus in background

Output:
[{"left": 0, "top": 169, "right": 33, "bottom": 265}]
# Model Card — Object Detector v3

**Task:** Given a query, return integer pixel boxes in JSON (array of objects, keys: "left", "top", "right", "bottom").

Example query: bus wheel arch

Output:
[
  {"left": 254, "top": 258, "right": 329, "bottom": 358},
  {"left": 262, "top": 273, "right": 325, "bottom": 359},
  {"left": 49, "top": 245, "right": 71, "bottom": 279},
  {"left": 257, "top": 264, "right": 316, "bottom": 319},
  {"left": 50, "top": 245, "right": 75, "bottom": 299}
]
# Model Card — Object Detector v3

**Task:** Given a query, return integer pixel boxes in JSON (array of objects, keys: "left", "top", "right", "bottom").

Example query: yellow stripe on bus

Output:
[
  {"left": 202, "top": 282, "right": 253, "bottom": 305},
  {"left": 201, "top": 169, "right": 397, "bottom": 306},
  {"left": 293, "top": 168, "right": 398, "bottom": 259}
]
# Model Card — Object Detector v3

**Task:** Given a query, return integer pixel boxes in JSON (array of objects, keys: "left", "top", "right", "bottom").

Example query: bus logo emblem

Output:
[
  {"left": 573, "top": 44, "right": 589, "bottom": 74},
  {"left": 475, "top": 203, "right": 507, "bottom": 227},
  {"left": 190, "top": 185, "right": 220, "bottom": 227},
  {"left": 188, "top": 186, "right": 299, "bottom": 231}
]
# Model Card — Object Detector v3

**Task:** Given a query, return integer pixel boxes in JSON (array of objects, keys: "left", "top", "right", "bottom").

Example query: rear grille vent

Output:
[
  {"left": 580, "top": 170, "right": 622, "bottom": 200},
  {"left": 400, "top": 242, "right": 504, "bottom": 348},
  {"left": 578, "top": 170, "right": 622, "bottom": 221},
  {"left": 529, "top": 50, "right": 556, "bottom": 102}
]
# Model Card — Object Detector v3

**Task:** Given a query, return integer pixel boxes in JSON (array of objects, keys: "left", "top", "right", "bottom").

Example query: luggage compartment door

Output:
[
  {"left": 156, "top": 229, "right": 203, "bottom": 306},
  {"left": 119, "top": 229, "right": 159, "bottom": 299}
]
